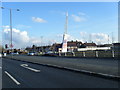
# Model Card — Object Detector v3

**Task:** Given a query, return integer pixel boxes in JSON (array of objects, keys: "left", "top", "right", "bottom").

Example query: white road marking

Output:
[
  {"left": 21, "top": 64, "right": 40, "bottom": 72},
  {"left": 0, "top": 67, "right": 2, "bottom": 69},
  {"left": 5, "top": 71, "right": 20, "bottom": 85}
]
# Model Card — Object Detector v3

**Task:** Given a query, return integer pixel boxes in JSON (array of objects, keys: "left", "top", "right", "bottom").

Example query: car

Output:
[
  {"left": 43, "top": 51, "right": 57, "bottom": 56},
  {"left": 11, "top": 52, "right": 19, "bottom": 55},
  {"left": 46, "top": 51, "right": 53, "bottom": 54},
  {"left": 27, "top": 52, "right": 35, "bottom": 56}
]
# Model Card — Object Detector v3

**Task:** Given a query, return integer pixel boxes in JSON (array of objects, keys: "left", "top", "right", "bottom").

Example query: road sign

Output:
[{"left": 10, "top": 44, "right": 13, "bottom": 48}]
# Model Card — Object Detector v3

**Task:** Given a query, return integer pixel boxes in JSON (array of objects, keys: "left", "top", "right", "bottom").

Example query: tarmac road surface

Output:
[{"left": 2, "top": 58, "right": 119, "bottom": 88}]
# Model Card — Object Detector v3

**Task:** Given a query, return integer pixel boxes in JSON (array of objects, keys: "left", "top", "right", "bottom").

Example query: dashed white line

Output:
[
  {"left": 21, "top": 64, "right": 40, "bottom": 72},
  {"left": 5, "top": 71, "right": 20, "bottom": 85}
]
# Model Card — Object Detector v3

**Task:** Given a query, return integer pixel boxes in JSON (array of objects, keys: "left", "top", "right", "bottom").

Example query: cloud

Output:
[
  {"left": 30, "top": 37, "right": 42, "bottom": 45},
  {"left": 80, "top": 32, "right": 87, "bottom": 36},
  {"left": 32, "top": 17, "right": 47, "bottom": 23},
  {"left": 57, "top": 34, "right": 83, "bottom": 42},
  {"left": 71, "top": 14, "right": 86, "bottom": 22},
  {"left": 3, "top": 26, "right": 30, "bottom": 48},
  {"left": 15, "top": 24, "right": 31, "bottom": 29},
  {"left": 78, "top": 12, "right": 86, "bottom": 16},
  {"left": 80, "top": 32, "right": 112, "bottom": 44},
  {"left": 91, "top": 33, "right": 110, "bottom": 44},
  {"left": 2, "top": 25, "right": 115, "bottom": 49},
  {"left": 2, "top": 26, "right": 57, "bottom": 48}
]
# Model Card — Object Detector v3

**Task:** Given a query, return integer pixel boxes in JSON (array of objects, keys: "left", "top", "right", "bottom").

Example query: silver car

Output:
[{"left": 27, "top": 52, "right": 35, "bottom": 56}]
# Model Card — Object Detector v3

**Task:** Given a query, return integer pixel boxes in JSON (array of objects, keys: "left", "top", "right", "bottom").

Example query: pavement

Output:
[
  {"left": 0, "top": 58, "right": 2, "bottom": 89},
  {"left": 3, "top": 55, "right": 119, "bottom": 80},
  {"left": 2, "top": 58, "right": 119, "bottom": 88}
]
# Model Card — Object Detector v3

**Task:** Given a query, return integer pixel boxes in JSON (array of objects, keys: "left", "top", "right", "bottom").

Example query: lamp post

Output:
[{"left": 1, "top": 7, "right": 20, "bottom": 54}]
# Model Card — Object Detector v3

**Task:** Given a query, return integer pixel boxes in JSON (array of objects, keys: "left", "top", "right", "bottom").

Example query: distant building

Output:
[
  {"left": 83, "top": 42, "right": 97, "bottom": 48},
  {"left": 97, "top": 44, "right": 112, "bottom": 47},
  {"left": 25, "top": 41, "right": 116, "bottom": 53},
  {"left": 77, "top": 43, "right": 112, "bottom": 51},
  {"left": 112, "top": 43, "right": 120, "bottom": 58},
  {"left": 112, "top": 43, "right": 120, "bottom": 49},
  {"left": 52, "top": 41, "right": 82, "bottom": 52},
  {"left": 25, "top": 45, "right": 51, "bottom": 53},
  {"left": 50, "top": 43, "right": 62, "bottom": 52},
  {"left": 67, "top": 40, "right": 82, "bottom": 52}
]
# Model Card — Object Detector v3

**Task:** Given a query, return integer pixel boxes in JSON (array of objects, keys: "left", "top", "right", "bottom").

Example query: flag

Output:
[{"left": 10, "top": 44, "right": 13, "bottom": 48}]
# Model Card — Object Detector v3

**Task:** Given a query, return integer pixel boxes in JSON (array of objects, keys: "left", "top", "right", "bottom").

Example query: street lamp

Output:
[{"left": 1, "top": 7, "right": 20, "bottom": 54}]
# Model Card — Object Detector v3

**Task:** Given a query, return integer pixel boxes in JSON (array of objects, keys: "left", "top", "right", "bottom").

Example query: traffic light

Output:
[{"left": 5, "top": 44, "right": 8, "bottom": 49}]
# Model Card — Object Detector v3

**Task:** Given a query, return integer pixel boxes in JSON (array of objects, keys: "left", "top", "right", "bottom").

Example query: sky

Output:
[
  {"left": 0, "top": 2, "right": 118, "bottom": 49},
  {"left": 1, "top": 0, "right": 119, "bottom": 2}
]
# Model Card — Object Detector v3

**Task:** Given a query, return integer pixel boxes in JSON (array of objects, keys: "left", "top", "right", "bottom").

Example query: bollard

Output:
[
  {"left": 96, "top": 51, "right": 98, "bottom": 57},
  {"left": 83, "top": 52, "right": 86, "bottom": 57},
  {"left": 112, "top": 50, "right": 115, "bottom": 58}
]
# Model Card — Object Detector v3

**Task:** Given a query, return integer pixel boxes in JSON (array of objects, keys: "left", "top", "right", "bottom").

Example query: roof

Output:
[
  {"left": 67, "top": 42, "right": 76, "bottom": 46},
  {"left": 67, "top": 41, "right": 82, "bottom": 47},
  {"left": 113, "top": 43, "right": 120, "bottom": 46},
  {"left": 84, "top": 43, "right": 96, "bottom": 46}
]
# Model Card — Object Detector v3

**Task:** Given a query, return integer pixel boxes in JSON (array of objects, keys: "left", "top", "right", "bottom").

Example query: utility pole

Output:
[
  {"left": 111, "top": 32, "right": 114, "bottom": 44},
  {"left": 41, "top": 36, "right": 43, "bottom": 54},
  {"left": 89, "top": 34, "right": 92, "bottom": 43},
  {"left": 108, "top": 35, "right": 109, "bottom": 44},
  {"left": 1, "top": 7, "right": 20, "bottom": 55}
]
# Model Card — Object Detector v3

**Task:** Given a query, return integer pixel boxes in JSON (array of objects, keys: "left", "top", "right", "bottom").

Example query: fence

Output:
[{"left": 59, "top": 50, "right": 119, "bottom": 58}]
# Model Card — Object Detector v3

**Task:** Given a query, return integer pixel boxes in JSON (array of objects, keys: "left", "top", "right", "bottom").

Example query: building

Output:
[
  {"left": 67, "top": 41, "right": 82, "bottom": 52},
  {"left": 112, "top": 43, "right": 120, "bottom": 58},
  {"left": 83, "top": 42, "right": 97, "bottom": 48},
  {"left": 25, "top": 45, "right": 51, "bottom": 53},
  {"left": 52, "top": 41, "right": 82, "bottom": 52},
  {"left": 77, "top": 43, "right": 112, "bottom": 51}
]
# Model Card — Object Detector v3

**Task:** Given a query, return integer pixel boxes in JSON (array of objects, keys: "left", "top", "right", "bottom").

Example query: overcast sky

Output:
[{"left": 1, "top": 1, "right": 118, "bottom": 49}]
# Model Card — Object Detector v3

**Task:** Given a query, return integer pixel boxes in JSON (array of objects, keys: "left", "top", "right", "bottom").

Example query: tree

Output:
[
  {"left": 0, "top": 45, "right": 4, "bottom": 53},
  {"left": 32, "top": 45, "right": 36, "bottom": 52}
]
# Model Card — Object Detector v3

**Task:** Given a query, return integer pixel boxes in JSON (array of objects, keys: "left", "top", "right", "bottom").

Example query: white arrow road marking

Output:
[
  {"left": 5, "top": 71, "right": 20, "bottom": 85},
  {"left": 20, "top": 64, "right": 40, "bottom": 72}
]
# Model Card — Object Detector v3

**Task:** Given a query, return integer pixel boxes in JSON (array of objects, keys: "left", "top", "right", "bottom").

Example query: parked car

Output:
[
  {"left": 43, "top": 51, "right": 57, "bottom": 56},
  {"left": 11, "top": 52, "right": 19, "bottom": 55},
  {"left": 27, "top": 52, "right": 35, "bottom": 56},
  {"left": 3, "top": 53, "right": 6, "bottom": 56},
  {"left": 46, "top": 51, "right": 53, "bottom": 54}
]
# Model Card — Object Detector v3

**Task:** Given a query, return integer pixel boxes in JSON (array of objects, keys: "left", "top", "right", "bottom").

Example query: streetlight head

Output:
[
  {"left": 17, "top": 9, "right": 20, "bottom": 11},
  {"left": 1, "top": 7, "right": 4, "bottom": 9}
]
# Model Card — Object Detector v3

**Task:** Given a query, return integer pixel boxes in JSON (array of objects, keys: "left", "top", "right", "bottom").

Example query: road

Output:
[
  {"left": 6, "top": 55, "right": 119, "bottom": 76},
  {"left": 2, "top": 58, "right": 119, "bottom": 88}
]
